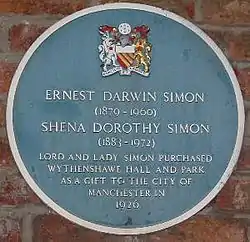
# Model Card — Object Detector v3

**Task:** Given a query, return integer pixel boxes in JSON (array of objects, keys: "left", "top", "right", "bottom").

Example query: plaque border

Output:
[{"left": 6, "top": 3, "right": 245, "bottom": 235}]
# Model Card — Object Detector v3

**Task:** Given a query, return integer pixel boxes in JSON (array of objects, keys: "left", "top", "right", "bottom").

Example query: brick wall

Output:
[{"left": 0, "top": 0, "right": 249, "bottom": 241}]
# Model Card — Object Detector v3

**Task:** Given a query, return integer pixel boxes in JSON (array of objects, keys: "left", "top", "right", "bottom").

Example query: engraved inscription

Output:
[{"left": 39, "top": 89, "right": 213, "bottom": 210}]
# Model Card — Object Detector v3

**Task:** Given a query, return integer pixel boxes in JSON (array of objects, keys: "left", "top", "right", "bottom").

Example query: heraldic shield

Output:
[{"left": 98, "top": 23, "right": 152, "bottom": 77}]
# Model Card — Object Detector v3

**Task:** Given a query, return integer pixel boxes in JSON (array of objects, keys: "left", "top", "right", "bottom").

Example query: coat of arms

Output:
[{"left": 98, "top": 23, "right": 152, "bottom": 77}]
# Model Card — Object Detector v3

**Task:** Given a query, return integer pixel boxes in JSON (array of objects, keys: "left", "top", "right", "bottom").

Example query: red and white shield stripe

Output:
[{"left": 117, "top": 53, "right": 135, "bottom": 68}]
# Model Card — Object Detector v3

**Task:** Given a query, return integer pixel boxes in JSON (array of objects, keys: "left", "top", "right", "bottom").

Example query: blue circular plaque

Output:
[{"left": 6, "top": 3, "right": 244, "bottom": 234}]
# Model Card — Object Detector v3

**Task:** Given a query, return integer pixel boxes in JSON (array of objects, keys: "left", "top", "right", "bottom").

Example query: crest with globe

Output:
[{"left": 98, "top": 23, "right": 152, "bottom": 77}]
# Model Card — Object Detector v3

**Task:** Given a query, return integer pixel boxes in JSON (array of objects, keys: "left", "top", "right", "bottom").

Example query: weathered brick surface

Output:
[
  {"left": 0, "top": 0, "right": 85, "bottom": 15},
  {"left": 0, "top": 102, "right": 6, "bottom": 128},
  {"left": 0, "top": 173, "right": 40, "bottom": 205},
  {"left": 9, "top": 23, "right": 47, "bottom": 52},
  {"left": 33, "top": 215, "right": 247, "bottom": 242},
  {"left": 237, "top": 147, "right": 250, "bottom": 170},
  {"left": 101, "top": 0, "right": 195, "bottom": 19},
  {"left": 104, "top": 235, "right": 147, "bottom": 242},
  {"left": 231, "top": 66, "right": 250, "bottom": 99},
  {"left": 0, "top": 218, "right": 21, "bottom": 242},
  {"left": 33, "top": 215, "right": 104, "bottom": 242},
  {"left": 0, "top": 62, "right": 17, "bottom": 94},
  {"left": 216, "top": 177, "right": 250, "bottom": 210},
  {"left": 0, "top": 140, "right": 14, "bottom": 169},
  {"left": 201, "top": 0, "right": 250, "bottom": 25},
  {"left": 204, "top": 30, "right": 250, "bottom": 61},
  {"left": 0, "top": 1, "right": 249, "bottom": 242},
  {"left": 148, "top": 216, "right": 247, "bottom": 242},
  {"left": 233, "top": 67, "right": 250, "bottom": 99}
]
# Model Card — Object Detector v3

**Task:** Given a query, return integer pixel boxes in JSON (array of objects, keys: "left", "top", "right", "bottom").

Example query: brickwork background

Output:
[{"left": 0, "top": 0, "right": 249, "bottom": 241}]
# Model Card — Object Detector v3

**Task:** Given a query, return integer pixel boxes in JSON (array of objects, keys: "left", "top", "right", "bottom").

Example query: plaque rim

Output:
[{"left": 6, "top": 3, "right": 245, "bottom": 235}]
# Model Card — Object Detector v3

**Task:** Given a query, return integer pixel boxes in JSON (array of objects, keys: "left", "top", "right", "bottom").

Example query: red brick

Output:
[
  {"left": 237, "top": 147, "right": 250, "bottom": 170},
  {"left": 0, "top": 0, "right": 84, "bottom": 15},
  {"left": 205, "top": 30, "right": 250, "bottom": 62},
  {"left": 149, "top": 215, "right": 247, "bottom": 242},
  {"left": 216, "top": 177, "right": 250, "bottom": 210},
  {"left": 9, "top": 23, "right": 48, "bottom": 52},
  {"left": 201, "top": 0, "right": 250, "bottom": 25},
  {"left": 236, "top": 68, "right": 250, "bottom": 99},
  {"left": 0, "top": 141, "right": 14, "bottom": 169},
  {"left": 232, "top": 65, "right": 250, "bottom": 99},
  {"left": 0, "top": 62, "right": 17, "bottom": 93},
  {"left": 0, "top": 173, "right": 40, "bottom": 205},
  {"left": 34, "top": 215, "right": 246, "bottom": 242},
  {"left": 103, "top": 235, "right": 147, "bottom": 242},
  {"left": 33, "top": 215, "right": 105, "bottom": 242},
  {"left": 0, "top": 218, "right": 21, "bottom": 242},
  {"left": 101, "top": 0, "right": 195, "bottom": 19},
  {"left": 0, "top": 102, "right": 5, "bottom": 128}
]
